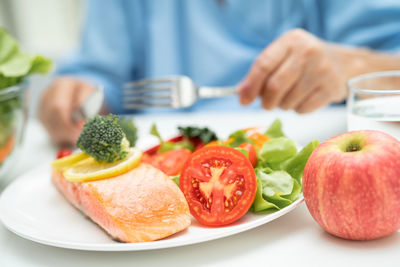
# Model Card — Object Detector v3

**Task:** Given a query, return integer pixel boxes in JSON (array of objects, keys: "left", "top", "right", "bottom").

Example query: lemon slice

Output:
[
  {"left": 63, "top": 147, "right": 142, "bottom": 182},
  {"left": 51, "top": 152, "right": 90, "bottom": 171}
]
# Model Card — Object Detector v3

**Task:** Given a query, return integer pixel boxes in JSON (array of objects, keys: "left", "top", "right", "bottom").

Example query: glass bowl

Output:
[
  {"left": 347, "top": 71, "right": 400, "bottom": 140},
  {"left": 0, "top": 82, "right": 28, "bottom": 180}
]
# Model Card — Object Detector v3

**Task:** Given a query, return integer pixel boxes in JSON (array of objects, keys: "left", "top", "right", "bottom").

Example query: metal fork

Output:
[{"left": 122, "top": 75, "right": 237, "bottom": 109}]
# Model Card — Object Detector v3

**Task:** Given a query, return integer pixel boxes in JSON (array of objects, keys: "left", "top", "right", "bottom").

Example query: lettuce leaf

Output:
[
  {"left": 265, "top": 119, "right": 285, "bottom": 138},
  {"left": 258, "top": 137, "right": 297, "bottom": 165},
  {"left": 251, "top": 176, "right": 279, "bottom": 212},
  {"left": 281, "top": 139, "right": 320, "bottom": 183},
  {"left": 0, "top": 28, "right": 52, "bottom": 89},
  {"left": 251, "top": 137, "right": 318, "bottom": 213}
]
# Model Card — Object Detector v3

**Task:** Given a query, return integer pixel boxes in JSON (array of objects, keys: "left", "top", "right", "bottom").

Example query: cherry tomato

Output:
[
  {"left": 142, "top": 148, "right": 192, "bottom": 176},
  {"left": 56, "top": 148, "right": 73, "bottom": 159},
  {"left": 238, "top": 143, "right": 257, "bottom": 167},
  {"left": 180, "top": 146, "right": 257, "bottom": 226}
]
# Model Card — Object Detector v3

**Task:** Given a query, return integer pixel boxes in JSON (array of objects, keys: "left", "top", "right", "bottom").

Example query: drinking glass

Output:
[{"left": 347, "top": 71, "right": 400, "bottom": 140}]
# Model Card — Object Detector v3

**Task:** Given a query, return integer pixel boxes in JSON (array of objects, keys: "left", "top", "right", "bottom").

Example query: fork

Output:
[{"left": 122, "top": 75, "right": 237, "bottom": 109}]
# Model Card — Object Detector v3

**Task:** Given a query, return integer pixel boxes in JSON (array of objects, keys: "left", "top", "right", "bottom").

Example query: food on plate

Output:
[
  {"left": 180, "top": 146, "right": 257, "bottom": 226},
  {"left": 77, "top": 115, "right": 131, "bottom": 163},
  {"left": 56, "top": 148, "right": 73, "bottom": 159},
  {"left": 303, "top": 130, "right": 400, "bottom": 240},
  {"left": 52, "top": 115, "right": 318, "bottom": 236},
  {"left": 116, "top": 117, "right": 138, "bottom": 147},
  {"left": 52, "top": 163, "right": 190, "bottom": 242},
  {"left": 238, "top": 143, "right": 257, "bottom": 167},
  {"left": 177, "top": 126, "right": 218, "bottom": 144},
  {"left": 142, "top": 148, "right": 191, "bottom": 176},
  {"left": 51, "top": 115, "right": 191, "bottom": 242},
  {"left": 141, "top": 125, "right": 216, "bottom": 175},
  {"left": 148, "top": 119, "right": 318, "bottom": 218},
  {"left": 62, "top": 147, "right": 142, "bottom": 182}
]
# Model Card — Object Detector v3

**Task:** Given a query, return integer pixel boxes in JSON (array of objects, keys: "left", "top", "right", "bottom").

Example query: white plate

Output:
[{"left": 0, "top": 163, "right": 304, "bottom": 251}]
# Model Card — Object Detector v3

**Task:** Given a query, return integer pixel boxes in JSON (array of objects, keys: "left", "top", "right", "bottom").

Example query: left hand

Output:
[{"left": 238, "top": 29, "right": 347, "bottom": 113}]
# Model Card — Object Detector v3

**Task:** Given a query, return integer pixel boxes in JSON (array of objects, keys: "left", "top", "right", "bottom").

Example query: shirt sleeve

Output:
[
  {"left": 309, "top": 0, "right": 400, "bottom": 52},
  {"left": 57, "top": 0, "right": 141, "bottom": 114}
]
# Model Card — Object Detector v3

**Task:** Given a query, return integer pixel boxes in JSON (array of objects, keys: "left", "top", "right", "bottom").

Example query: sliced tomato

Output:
[
  {"left": 180, "top": 146, "right": 257, "bottom": 226},
  {"left": 56, "top": 148, "right": 73, "bottom": 159},
  {"left": 238, "top": 143, "right": 257, "bottom": 167},
  {"left": 142, "top": 148, "right": 192, "bottom": 176}
]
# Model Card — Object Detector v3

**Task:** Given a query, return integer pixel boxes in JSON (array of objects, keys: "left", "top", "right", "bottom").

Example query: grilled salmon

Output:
[{"left": 52, "top": 163, "right": 191, "bottom": 243}]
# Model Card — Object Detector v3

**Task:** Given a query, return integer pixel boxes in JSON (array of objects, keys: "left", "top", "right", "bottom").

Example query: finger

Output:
[
  {"left": 50, "top": 80, "right": 77, "bottom": 131},
  {"left": 42, "top": 80, "right": 79, "bottom": 145},
  {"left": 260, "top": 52, "right": 305, "bottom": 110},
  {"left": 295, "top": 88, "right": 331, "bottom": 114},
  {"left": 239, "top": 39, "right": 290, "bottom": 105},
  {"left": 279, "top": 69, "right": 318, "bottom": 110}
]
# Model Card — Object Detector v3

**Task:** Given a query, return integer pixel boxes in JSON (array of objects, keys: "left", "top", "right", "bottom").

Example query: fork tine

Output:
[
  {"left": 123, "top": 103, "right": 173, "bottom": 109},
  {"left": 123, "top": 78, "right": 174, "bottom": 89},
  {"left": 122, "top": 87, "right": 172, "bottom": 95},
  {"left": 123, "top": 95, "right": 172, "bottom": 101}
]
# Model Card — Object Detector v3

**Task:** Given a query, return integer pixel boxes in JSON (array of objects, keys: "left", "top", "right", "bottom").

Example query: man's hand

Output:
[
  {"left": 239, "top": 29, "right": 347, "bottom": 113},
  {"left": 39, "top": 77, "right": 95, "bottom": 146}
]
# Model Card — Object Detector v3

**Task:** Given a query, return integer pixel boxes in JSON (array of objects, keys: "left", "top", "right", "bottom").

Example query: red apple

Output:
[{"left": 303, "top": 130, "right": 400, "bottom": 240}]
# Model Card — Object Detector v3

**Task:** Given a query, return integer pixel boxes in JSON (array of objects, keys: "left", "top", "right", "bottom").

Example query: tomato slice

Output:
[
  {"left": 180, "top": 146, "right": 257, "bottom": 226},
  {"left": 238, "top": 143, "right": 257, "bottom": 167},
  {"left": 142, "top": 148, "right": 192, "bottom": 176}
]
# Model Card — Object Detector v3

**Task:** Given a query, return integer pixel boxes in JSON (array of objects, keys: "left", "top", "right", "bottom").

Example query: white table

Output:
[{"left": 1, "top": 106, "right": 399, "bottom": 267}]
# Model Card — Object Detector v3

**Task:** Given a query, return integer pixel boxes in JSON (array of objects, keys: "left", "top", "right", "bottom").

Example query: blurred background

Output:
[{"left": 0, "top": 0, "right": 84, "bottom": 116}]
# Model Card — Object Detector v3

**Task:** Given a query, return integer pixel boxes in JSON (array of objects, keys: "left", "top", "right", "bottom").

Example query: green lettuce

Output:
[
  {"left": 265, "top": 119, "right": 285, "bottom": 138},
  {"left": 250, "top": 120, "right": 318, "bottom": 213},
  {"left": 0, "top": 28, "right": 52, "bottom": 89},
  {"left": 281, "top": 139, "right": 320, "bottom": 183},
  {"left": 258, "top": 137, "right": 297, "bottom": 165}
]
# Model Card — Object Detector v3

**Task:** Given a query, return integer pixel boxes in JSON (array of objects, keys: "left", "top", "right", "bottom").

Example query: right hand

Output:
[{"left": 39, "top": 77, "right": 95, "bottom": 146}]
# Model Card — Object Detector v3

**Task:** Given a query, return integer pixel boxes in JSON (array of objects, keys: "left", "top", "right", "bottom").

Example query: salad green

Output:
[
  {"left": 178, "top": 126, "right": 218, "bottom": 144},
  {"left": 163, "top": 119, "right": 318, "bottom": 214},
  {"left": 248, "top": 120, "right": 319, "bottom": 212},
  {"left": 0, "top": 28, "right": 52, "bottom": 89}
]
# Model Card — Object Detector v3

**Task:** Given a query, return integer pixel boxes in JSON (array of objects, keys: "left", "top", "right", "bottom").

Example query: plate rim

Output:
[{"left": 0, "top": 163, "right": 304, "bottom": 251}]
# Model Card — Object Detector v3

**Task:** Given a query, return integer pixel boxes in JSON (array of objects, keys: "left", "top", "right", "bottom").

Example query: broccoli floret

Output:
[
  {"left": 77, "top": 115, "right": 130, "bottom": 163},
  {"left": 117, "top": 117, "right": 138, "bottom": 147}
]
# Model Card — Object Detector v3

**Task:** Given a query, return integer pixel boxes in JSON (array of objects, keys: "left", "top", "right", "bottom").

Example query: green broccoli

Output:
[
  {"left": 77, "top": 115, "right": 130, "bottom": 163},
  {"left": 117, "top": 117, "right": 138, "bottom": 147}
]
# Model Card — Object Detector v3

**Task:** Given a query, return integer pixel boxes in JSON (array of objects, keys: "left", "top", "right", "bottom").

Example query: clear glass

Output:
[
  {"left": 0, "top": 82, "right": 28, "bottom": 180},
  {"left": 347, "top": 71, "right": 400, "bottom": 140}
]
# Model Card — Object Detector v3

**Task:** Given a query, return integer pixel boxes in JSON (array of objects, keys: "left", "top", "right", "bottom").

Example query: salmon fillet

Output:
[{"left": 52, "top": 163, "right": 191, "bottom": 243}]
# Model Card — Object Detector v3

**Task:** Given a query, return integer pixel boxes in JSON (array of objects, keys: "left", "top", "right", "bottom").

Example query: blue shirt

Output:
[{"left": 58, "top": 0, "right": 400, "bottom": 114}]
